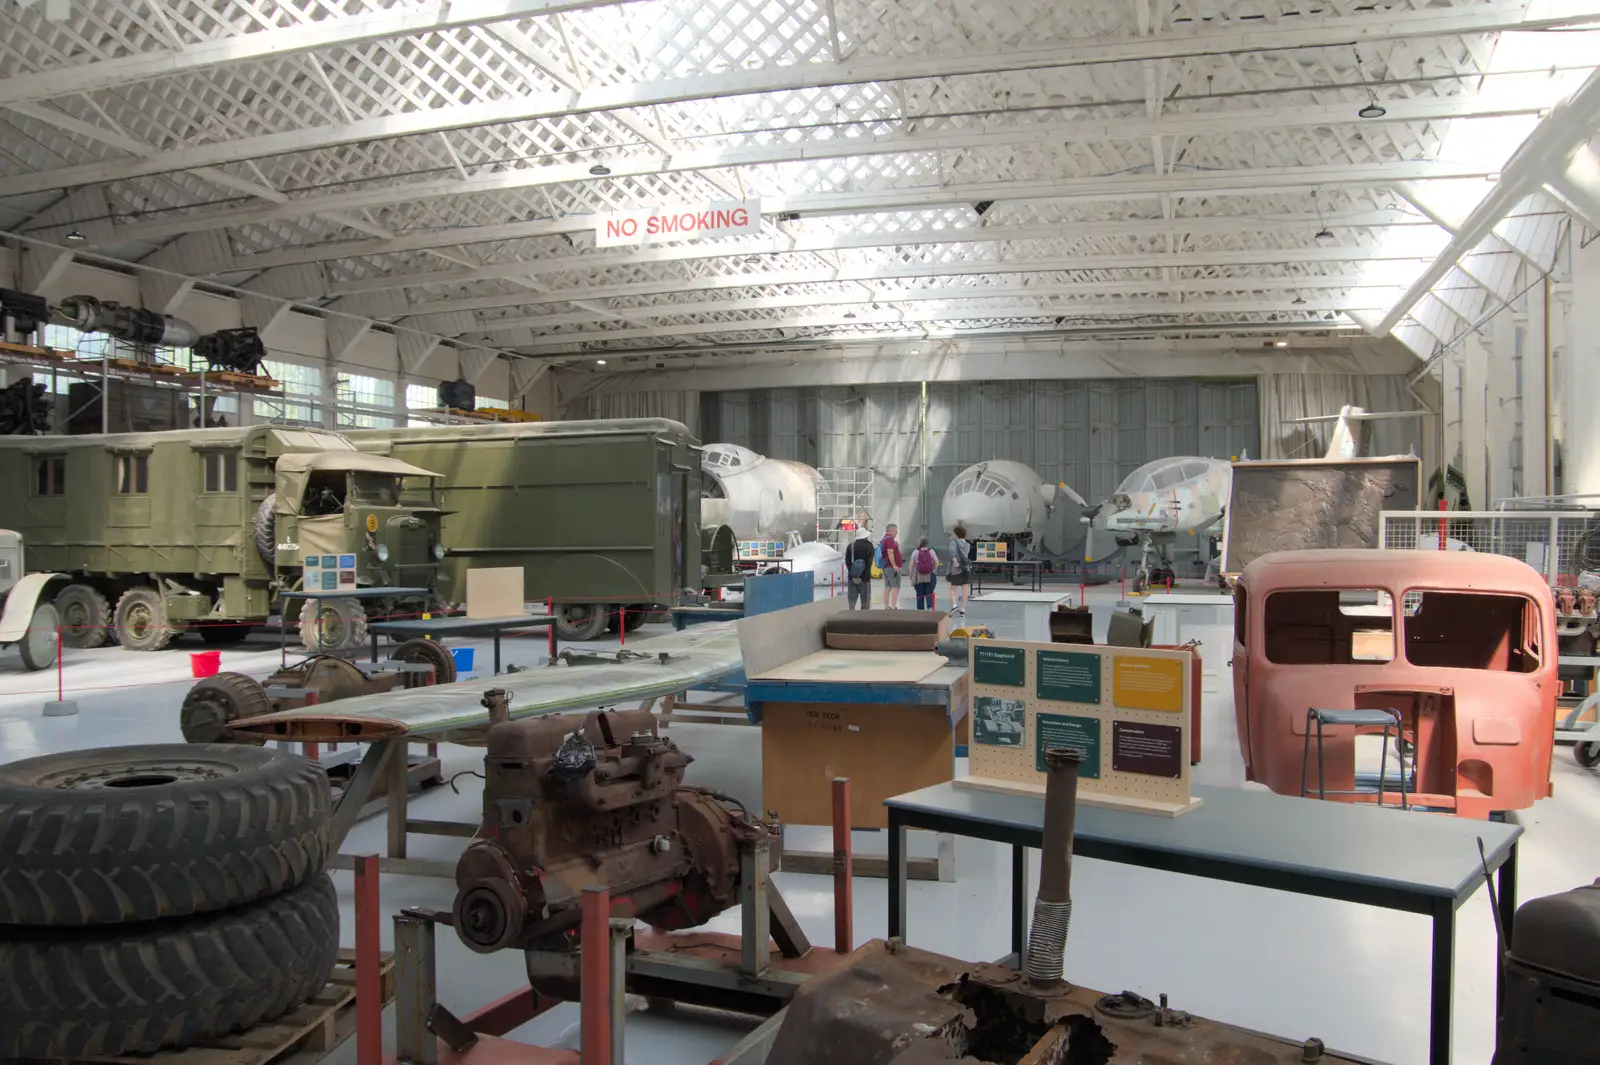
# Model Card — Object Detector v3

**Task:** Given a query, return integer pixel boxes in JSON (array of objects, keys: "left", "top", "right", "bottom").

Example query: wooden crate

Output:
[{"left": 45, "top": 948, "right": 394, "bottom": 1065}]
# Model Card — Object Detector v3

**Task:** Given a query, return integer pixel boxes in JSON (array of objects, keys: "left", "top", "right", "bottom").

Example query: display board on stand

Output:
[{"left": 957, "top": 639, "right": 1202, "bottom": 816}]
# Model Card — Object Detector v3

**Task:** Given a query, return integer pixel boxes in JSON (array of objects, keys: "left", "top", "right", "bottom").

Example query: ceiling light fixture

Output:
[
  {"left": 1292, "top": 295, "right": 1307, "bottom": 305},
  {"left": 64, "top": 229, "right": 86, "bottom": 243},
  {"left": 1352, "top": 46, "right": 1386, "bottom": 118},
  {"left": 588, "top": 163, "right": 611, "bottom": 176},
  {"left": 1274, "top": 340, "right": 1289, "bottom": 348},
  {"left": 973, "top": 200, "right": 994, "bottom": 217},
  {"left": 843, "top": 311, "right": 857, "bottom": 319},
  {"left": 1311, "top": 189, "right": 1335, "bottom": 246},
  {"left": 595, "top": 359, "right": 607, "bottom": 365}
]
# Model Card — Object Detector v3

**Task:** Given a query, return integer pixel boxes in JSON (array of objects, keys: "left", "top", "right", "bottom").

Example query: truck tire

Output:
[
  {"left": 182, "top": 671, "right": 272, "bottom": 745},
  {"left": 17, "top": 602, "right": 60, "bottom": 671},
  {"left": 300, "top": 596, "right": 368, "bottom": 653},
  {"left": 0, "top": 743, "right": 330, "bottom": 926},
  {"left": 390, "top": 636, "right": 457, "bottom": 687},
  {"left": 0, "top": 873, "right": 340, "bottom": 1060},
  {"left": 115, "top": 586, "right": 180, "bottom": 651},
  {"left": 606, "top": 605, "right": 649, "bottom": 634},
  {"left": 55, "top": 583, "right": 110, "bottom": 649},
  {"left": 556, "top": 603, "right": 608, "bottom": 641},
  {"left": 254, "top": 492, "right": 277, "bottom": 566}
]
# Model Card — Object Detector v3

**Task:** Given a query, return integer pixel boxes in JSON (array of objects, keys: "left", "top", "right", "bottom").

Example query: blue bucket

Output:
[{"left": 450, "top": 646, "right": 475, "bottom": 673}]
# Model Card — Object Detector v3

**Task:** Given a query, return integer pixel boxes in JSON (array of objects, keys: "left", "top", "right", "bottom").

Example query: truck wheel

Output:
[
  {"left": 182, "top": 671, "right": 272, "bottom": 744},
  {"left": 55, "top": 583, "right": 110, "bottom": 649},
  {"left": 0, "top": 873, "right": 339, "bottom": 1059},
  {"left": 198, "top": 622, "right": 256, "bottom": 644},
  {"left": 556, "top": 603, "right": 608, "bottom": 641},
  {"left": 115, "top": 586, "right": 179, "bottom": 651},
  {"left": 1576, "top": 741, "right": 1600, "bottom": 768},
  {"left": 253, "top": 492, "right": 277, "bottom": 566},
  {"left": 0, "top": 743, "right": 330, "bottom": 925},
  {"left": 390, "top": 636, "right": 457, "bottom": 687},
  {"left": 301, "top": 596, "right": 368, "bottom": 653},
  {"left": 17, "top": 602, "right": 60, "bottom": 671}
]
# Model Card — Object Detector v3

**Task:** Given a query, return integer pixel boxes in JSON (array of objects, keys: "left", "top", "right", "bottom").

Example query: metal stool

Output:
[{"left": 1300, "top": 706, "right": 1409, "bottom": 810}]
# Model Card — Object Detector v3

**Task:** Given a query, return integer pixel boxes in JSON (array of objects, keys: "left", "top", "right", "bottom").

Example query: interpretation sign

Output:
[
  {"left": 1112, "top": 720, "right": 1183, "bottom": 778},
  {"left": 596, "top": 199, "right": 762, "bottom": 247},
  {"left": 1112, "top": 654, "right": 1185, "bottom": 712},
  {"left": 973, "top": 695, "right": 1026, "bottom": 747},
  {"left": 1036, "top": 649, "right": 1100, "bottom": 704},
  {"left": 973, "top": 644, "right": 1026, "bottom": 687},
  {"left": 1036, "top": 713, "right": 1101, "bottom": 778}
]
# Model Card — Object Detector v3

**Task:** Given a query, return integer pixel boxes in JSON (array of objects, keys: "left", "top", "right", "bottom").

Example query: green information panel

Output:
[
  {"left": 1036, "top": 713, "right": 1101, "bottom": 779},
  {"left": 1035, "top": 649, "right": 1101, "bottom": 704},
  {"left": 973, "top": 644, "right": 1025, "bottom": 687}
]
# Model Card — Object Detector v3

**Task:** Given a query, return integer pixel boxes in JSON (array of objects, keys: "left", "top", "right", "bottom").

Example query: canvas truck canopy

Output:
[{"left": 275, "top": 450, "right": 443, "bottom": 516}]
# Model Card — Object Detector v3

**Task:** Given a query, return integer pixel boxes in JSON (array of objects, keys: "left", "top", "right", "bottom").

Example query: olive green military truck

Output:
[
  {"left": 0, "top": 426, "right": 445, "bottom": 652},
  {"left": 346, "top": 418, "right": 702, "bottom": 640}
]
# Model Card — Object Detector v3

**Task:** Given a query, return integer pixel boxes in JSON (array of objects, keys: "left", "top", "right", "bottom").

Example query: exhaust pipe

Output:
[{"left": 1025, "top": 746, "right": 1083, "bottom": 989}]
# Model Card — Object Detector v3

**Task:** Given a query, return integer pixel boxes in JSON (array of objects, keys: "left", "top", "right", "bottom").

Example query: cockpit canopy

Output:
[
  {"left": 701, "top": 444, "right": 763, "bottom": 473},
  {"left": 947, "top": 468, "right": 1018, "bottom": 500},
  {"left": 1117, "top": 457, "right": 1215, "bottom": 494}
]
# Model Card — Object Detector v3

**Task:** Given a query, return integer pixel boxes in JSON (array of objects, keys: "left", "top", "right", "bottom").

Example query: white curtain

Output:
[
  {"left": 564, "top": 390, "right": 699, "bottom": 436},
  {"left": 1258, "top": 374, "right": 1426, "bottom": 462}
]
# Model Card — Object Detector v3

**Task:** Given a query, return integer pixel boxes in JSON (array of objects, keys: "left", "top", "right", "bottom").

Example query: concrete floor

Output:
[{"left": 1, "top": 582, "right": 1597, "bottom": 1064}]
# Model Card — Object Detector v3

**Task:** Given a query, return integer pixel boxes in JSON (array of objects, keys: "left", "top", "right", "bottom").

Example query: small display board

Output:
[
  {"left": 738, "top": 539, "right": 788, "bottom": 560},
  {"left": 304, "top": 553, "right": 356, "bottom": 591},
  {"left": 975, "top": 540, "right": 1008, "bottom": 561},
  {"left": 959, "top": 638, "right": 1201, "bottom": 816}
]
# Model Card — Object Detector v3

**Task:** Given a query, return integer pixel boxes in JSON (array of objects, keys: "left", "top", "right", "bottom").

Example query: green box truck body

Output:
[
  {"left": 347, "top": 419, "right": 701, "bottom": 640},
  {"left": 0, "top": 426, "right": 445, "bottom": 650}
]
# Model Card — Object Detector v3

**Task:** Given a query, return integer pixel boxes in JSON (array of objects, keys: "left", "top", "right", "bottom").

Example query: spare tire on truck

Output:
[
  {"left": 254, "top": 491, "right": 277, "bottom": 566},
  {"left": 0, "top": 873, "right": 340, "bottom": 1060},
  {"left": 0, "top": 743, "right": 330, "bottom": 926}
]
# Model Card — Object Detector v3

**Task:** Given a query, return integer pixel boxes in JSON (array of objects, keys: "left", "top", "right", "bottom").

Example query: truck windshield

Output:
[
  {"left": 1403, "top": 590, "right": 1540, "bottom": 672},
  {"left": 348, "top": 472, "right": 402, "bottom": 507}
]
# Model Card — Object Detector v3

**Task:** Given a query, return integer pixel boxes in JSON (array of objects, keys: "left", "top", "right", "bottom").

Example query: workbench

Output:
[
  {"left": 970, "top": 559, "right": 1045, "bottom": 593},
  {"left": 367, "top": 613, "right": 557, "bottom": 674},
  {"left": 884, "top": 781, "right": 1519, "bottom": 1065}
]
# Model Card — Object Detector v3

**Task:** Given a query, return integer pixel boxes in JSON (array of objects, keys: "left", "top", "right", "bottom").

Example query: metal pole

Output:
[
  {"left": 831, "top": 777, "right": 853, "bottom": 955},
  {"left": 393, "top": 910, "right": 438, "bottom": 1065},
  {"left": 1026, "top": 747, "right": 1083, "bottom": 989},
  {"left": 739, "top": 839, "right": 772, "bottom": 976},
  {"left": 580, "top": 886, "right": 612, "bottom": 1065},
  {"left": 354, "top": 855, "right": 382, "bottom": 1065}
]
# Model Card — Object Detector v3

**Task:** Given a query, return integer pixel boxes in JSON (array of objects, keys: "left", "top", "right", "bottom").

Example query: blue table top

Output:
[
  {"left": 368, "top": 614, "right": 555, "bottom": 634},
  {"left": 285, "top": 586, "right": 431, "bottom": 600},
  {"left": 886, "top": 782, "right": 1520, "bottom": 902}
]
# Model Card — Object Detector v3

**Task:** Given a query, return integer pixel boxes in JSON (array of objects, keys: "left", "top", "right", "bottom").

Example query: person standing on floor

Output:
[
  {"left": 878, "top": 523, "right": 905, "bottom": 609},
  {"left": 912, "top": 536, "right": 940, "bottom": 609},
  {"left": 947, "top": 524, "right": 973, "bottom": 615},
  {"left": 844, "top": 531, "right": 875, "bottom": 610}
]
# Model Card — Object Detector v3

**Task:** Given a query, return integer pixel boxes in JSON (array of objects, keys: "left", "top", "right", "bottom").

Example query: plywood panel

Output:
[
  {"left": 963, "top": 640, "right": 1200, "bottom": 816},
  {"left": 762, "top": 701, "right": 954, "bottom": 828},
  {"left": 465, "top": 567, "right": 524, "bottom": 618},
  {"left": 736, "top": 596, "right": 843, "bottom": 677}
]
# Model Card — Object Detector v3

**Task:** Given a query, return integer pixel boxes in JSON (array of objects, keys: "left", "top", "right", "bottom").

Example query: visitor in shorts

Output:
[
  {"left": 878, "top": 523, "right": 905, "bottom": 609},
  {"left": 947, "top": 524, "right": 972, "bottom": 614},
  {"left": 911, "top": 536, "right": 940, "bottom": 610}
]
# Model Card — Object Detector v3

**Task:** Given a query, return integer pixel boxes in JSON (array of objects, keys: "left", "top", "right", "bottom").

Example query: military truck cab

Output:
[{"left": 0, "top": 426, "right": 445, "bottom": 653}]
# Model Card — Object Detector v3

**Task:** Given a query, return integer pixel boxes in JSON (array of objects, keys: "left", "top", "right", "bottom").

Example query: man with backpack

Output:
[
  {"left": 877, "top": 524, "right": 905, "bottom": 609},
  {"left": 911, "top": 536, "right": 940, "bottom": 609},
  {"left": 844, "top": 532, "right": 876, "bottom": 610}
]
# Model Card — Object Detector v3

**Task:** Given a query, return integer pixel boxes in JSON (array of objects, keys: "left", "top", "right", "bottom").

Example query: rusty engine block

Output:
[{"left": 453, "top": 708, "right": 771, "bottom": 957}]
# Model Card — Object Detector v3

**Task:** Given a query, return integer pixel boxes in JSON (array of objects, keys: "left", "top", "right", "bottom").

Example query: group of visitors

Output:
[{"left": 844, "top": 522, "right": 974, "bottom": 612}]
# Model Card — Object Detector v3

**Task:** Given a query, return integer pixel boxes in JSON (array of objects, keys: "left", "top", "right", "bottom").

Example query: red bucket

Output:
[{"left": 190, "top": 650, "right": 221, "bottom": 679}]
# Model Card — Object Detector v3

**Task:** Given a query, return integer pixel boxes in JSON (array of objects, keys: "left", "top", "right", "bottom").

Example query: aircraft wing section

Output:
[{"left": 229, "top": 623, "right": 742, "bottom": 741}]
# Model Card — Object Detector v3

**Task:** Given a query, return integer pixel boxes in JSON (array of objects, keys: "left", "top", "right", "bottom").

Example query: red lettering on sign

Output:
[{"left": 732, "top": 208, "right": 748, "bottom": 226}]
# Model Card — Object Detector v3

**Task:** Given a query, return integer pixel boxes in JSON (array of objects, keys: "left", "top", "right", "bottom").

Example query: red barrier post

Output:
[
  {"left": 619, "top": 606, "right": 626, "bottom": 647},
  {"left": 56, "top": 624, "right": 63, "bottom": 703},
  {"left": 832, "top": 777, "right": 853, "bottom": 955},
  {"left": 546, "top": 596, "right": 556, "bottom": 662},
  {"left": 1438, "top": 498, "right": 1447, "bottom": 550},
  {"left": 1120, "top": 566, "right": 1125, "bottom": 599},
  {"left": 353, "top": 854, "right": 382, "bottom": 1065},
  {"left": 580, "top": 886, "right": 612, "bottom": 1065}
]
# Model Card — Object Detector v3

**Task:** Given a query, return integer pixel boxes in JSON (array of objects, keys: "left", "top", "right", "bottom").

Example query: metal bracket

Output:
[{"left": 427, "top": 1004, "right": 478, "bottom": 1053}]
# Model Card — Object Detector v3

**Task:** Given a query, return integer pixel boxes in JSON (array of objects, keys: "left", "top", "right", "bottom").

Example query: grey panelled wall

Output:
[{"left": 700, "top": 378, "right": 1258, "bottom": 555}]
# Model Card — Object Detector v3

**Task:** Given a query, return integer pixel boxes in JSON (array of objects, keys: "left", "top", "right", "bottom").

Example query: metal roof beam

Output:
[
  {"left": 167, "top": 160, "right": 1485, "bottom": 273},
  {"left": 0, "top": 0, "right": 636, "bottom": 108},
  {"left": 1544, "top": 144, "right": 1600, "bottom": 230},
  {"left": 0, "top": 84, "right": 1547, "bottom": 199},
  {"left": 1376, "top": 64, "right": 1600, "bottom": 335}
]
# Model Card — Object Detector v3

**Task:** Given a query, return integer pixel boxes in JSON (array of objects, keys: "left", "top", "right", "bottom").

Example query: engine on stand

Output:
[{"left": 453, "top": 708, "right": 774, "bottom": 977}]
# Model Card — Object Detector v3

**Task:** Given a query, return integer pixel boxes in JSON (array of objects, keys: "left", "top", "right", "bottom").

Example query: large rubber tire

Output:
[
  {"left": 556, "top": 603, "right": 608, "bottom": 641},
  {"left": 182, "top": 671, "right": 273, "bottom": 745},
  {"left": 1576, "top": 741, "right": 1600, "bottom": 768},
  {"left": 390, "top": 636, "right": 457, "bottom": 687},
  {"left": 55, "top": 582, "right": 110, "bottom": 649},
  {"left": 0, "top": 873, "right": 340, "bottom": 1060},
  {"left": 115, "top": 586, "right": 180, "bottom": 651},
  {"left": 199, "top": 622, "right": 256, "bottom": 644},
  {"left": 0, "top": 743, "right": 330, "bottom": 926},
  {"left": 300, "top": 596, "right": 369, "bottom": 653},
  {"left": 254, "top": 491, "right": 277, "bottom": 566},
  {"left": 17, "top": 602, "right": 60, "bottom": 671}
]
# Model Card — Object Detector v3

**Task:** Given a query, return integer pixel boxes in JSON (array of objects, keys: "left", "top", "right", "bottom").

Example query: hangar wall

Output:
[{"left": 698, "top": 377, "right": 1259, "bottom": 552}]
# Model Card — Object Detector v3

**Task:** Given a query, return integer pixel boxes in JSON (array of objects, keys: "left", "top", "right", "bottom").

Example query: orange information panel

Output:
[{"left": 1111, "top": 654, "right": 1185, "bottom": 713}]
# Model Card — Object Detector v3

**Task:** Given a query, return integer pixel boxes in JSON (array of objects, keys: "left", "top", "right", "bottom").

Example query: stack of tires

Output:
[{"left": 0, "top": 744, "right": 339, "bottom": 1059}]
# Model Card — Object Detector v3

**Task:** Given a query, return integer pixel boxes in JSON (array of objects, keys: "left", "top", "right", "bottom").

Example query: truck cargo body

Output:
[{"left": 348, "top": 419, "right": 701, "bottom": 640}]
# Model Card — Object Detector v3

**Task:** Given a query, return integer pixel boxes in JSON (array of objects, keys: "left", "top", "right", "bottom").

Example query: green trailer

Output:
[
  {"left": 346, "top": 419, "right": 702, "bottom": 640},
  {"left": 0, "top": 426, "right": 446, "bottom": 652}
]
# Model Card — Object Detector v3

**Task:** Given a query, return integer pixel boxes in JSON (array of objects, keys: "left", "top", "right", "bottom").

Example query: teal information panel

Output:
[
  {"left": 1036, "top": 649, "right": 1101, "bottom": 704},
  {"left": 1036, "top": 713, "right": 1101, "bottom": 779},
  {"left": 973, "top": 644, "right": 1025, "bottom": 687}
]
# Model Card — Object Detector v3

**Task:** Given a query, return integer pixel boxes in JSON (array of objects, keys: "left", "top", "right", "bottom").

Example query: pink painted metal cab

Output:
[{"left": 1232, "top": 549, "right": 1556, "bottom": 818}]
